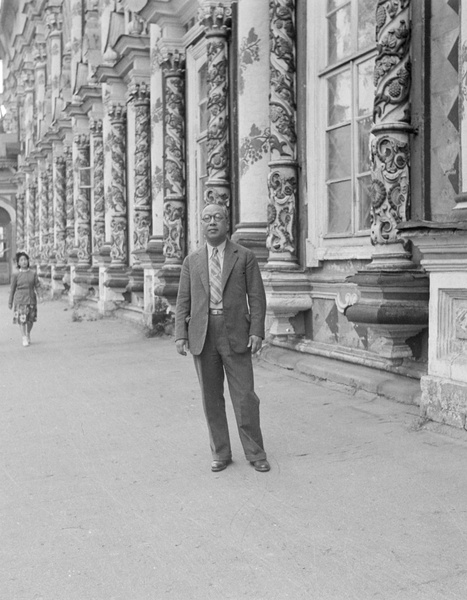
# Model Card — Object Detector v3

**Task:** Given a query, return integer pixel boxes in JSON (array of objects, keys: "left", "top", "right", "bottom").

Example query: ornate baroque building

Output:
[{"left": 0, "top": 0, "right": 467, "bottom": 430}]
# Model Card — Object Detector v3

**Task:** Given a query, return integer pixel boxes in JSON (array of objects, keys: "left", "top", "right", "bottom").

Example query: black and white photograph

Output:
[{"left": 0, "top": 0, "right": 467, "bottom": 598}]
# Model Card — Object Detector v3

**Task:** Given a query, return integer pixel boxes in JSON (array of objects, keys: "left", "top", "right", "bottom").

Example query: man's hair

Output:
[{"left": 203, "top": 203, "right": 230, "bottom": 224}]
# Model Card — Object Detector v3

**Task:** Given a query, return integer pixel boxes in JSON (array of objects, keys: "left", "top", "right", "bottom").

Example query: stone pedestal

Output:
[
  {"left": 51, "top": 264, "right": 67, "bottom": 299},
  {"left": 402, "top": 223, "right": 467, "bottom": 429},
  {"left": 96, "top": 243, "right": 124, "bottom": 314},
  {"left": 68, "top": 250, "right": 89, "bottom": 306},
  {"left": 263, "top": 270, "right": 312, "bottom": 336},
  {"left": 139, "top": 237, "right": 164, "bottom": 329},
  {"left": 345, "top": 269, "right": 429, "bottom": 360}
]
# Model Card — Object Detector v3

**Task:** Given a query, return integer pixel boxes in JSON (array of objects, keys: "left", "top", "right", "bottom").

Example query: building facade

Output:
[{"left": 0, "top": 0, "right": 466, "bottom": 429}]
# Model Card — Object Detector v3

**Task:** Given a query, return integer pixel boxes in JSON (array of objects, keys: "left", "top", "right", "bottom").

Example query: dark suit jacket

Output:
[{"left": 175, "top": 239, "right": 266, "bottom": 355}]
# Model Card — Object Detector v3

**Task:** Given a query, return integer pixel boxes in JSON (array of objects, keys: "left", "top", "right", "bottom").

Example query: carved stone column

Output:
[
  {"left": 131, "top": 83, "right": 152, "bottom": 257},
  {"left": 199, "top": 2, "right": 232, "bottom": 211},
  {"left": 108, "top": 104, "right": 128, "bottom": 269},
  {"left": 51, "top": 155, "right": 67, "bottom": 298},
  {"left": 64, "top": 145, "right": 75, "bottom": 261},
  {"left": 38, "top": 165, "right": 53, "bottom": 281},
  {"left": 103, "top": 103, "right": 129, "bottom": 295},
  {"left": 90, "top": 119, "right": 105, "bottom": 258},
  {"left": 27, "top": 183, "right": 37, "bottom": 258},
  {"left": 266, "top": 0, "right": 299, "bottom": 270},
  {"left": 39, "top": 168, "right": 50, "bottom": 269},
  {"left": 343, "top": 0, "right": 429, "bottom": 360},
  {"left": 32, "top": 178, "right": 40, "bottom": 264},
  {"left": 75, "top": 134, "right": 92, "bottom": 268},
  {"left": 127, "top": 83, "right": 152, "bottom": 299},
  {"left": 154, "top": 49, "right": 187, "bottom": 312},
  {"left": 46, "top": 165, "right": 54, "bottom": 263},
  {"left": 262, "top": 0, "right": 311, "bottom": 336},
  {"left": 16, "top": 192, "right": 25, "bottom": 252}
]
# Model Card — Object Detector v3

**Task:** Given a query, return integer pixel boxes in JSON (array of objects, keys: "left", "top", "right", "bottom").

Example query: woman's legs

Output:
[{"left": 19, "top": 323, "right": 28, "bottom": 345}]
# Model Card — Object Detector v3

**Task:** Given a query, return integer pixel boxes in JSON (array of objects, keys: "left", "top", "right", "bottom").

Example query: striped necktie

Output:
[{"left": 210, "top": 247, "right": 222, "bottom": 305}]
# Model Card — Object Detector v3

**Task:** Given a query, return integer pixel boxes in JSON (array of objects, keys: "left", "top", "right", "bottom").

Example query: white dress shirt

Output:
[{"left": 207, "top": 240, "right": 226, "bottom": 309}]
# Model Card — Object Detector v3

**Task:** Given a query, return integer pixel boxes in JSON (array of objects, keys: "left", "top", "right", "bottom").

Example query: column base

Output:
[
  {"left": 345, "top": 268, "right": 429, "bottom": 361},
  {"left": 69, "top": 264, "right": 91, "bottom": 305},
  {"left": 154, "top": 263, "right": 182, "bottom": 314},
  {"left": 262, "top": 270, "right": 311, "bottom": 336},
  {"left": 51, "top": 265, "right": 68, "bottom": 299}
]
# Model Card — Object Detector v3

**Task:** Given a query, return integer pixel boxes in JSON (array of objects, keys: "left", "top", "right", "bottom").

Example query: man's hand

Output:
[
  {"left": 248, "top": 335, "right": 262, "bottom": 354},
  {"left": 176, "top": 339, "right": 189, "bottom": 356}
]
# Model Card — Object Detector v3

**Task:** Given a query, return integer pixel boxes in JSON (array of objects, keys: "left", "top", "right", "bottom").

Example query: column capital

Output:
[
  {"left": 108, "top": 103, "right": 127, "bottom": 123},
  {"left": 158, "top": 47, "right": 185, "bottom": 77},
  {"left": 128, "top": 81, "right": 150, "bottom": 105},
  {"left": 198, "top": 2, "right": 232, "bottom": 37},
  {"left": 90, "top": 118, "right": 103, "bottom": 136},
  {"left": 74, "top": 134, "right": 90, "bottom": 148}
]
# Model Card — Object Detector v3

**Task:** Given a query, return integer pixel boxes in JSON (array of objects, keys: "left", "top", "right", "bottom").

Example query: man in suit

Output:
[{"left": 175, "top": 202, "right": 270, "bottom": 473}]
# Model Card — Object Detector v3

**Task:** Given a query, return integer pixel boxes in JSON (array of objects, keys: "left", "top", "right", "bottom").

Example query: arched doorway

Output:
[{"left": 0, "top": 207, "right": 12, "bottom": 284}]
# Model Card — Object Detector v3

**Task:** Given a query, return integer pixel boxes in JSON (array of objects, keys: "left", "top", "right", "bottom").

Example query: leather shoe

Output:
[
  {"left": 211, "top": 459, "right": 232, "bottom": 472},
  {"left": 250, "top": 459, "right": 270, "bottom": 472}
]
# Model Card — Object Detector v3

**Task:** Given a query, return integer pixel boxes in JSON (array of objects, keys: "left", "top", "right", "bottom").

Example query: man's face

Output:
[{"left": 201, "top": 204, "right": 228, "bottom": 246}]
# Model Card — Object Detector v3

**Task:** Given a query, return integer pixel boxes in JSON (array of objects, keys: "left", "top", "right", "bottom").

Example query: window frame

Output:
[
  {"left": 306, "top": 0, "right": 375, "bottom": 266},
  {"left": 186, "top": 38, "right": 208, "bottom": 253}
]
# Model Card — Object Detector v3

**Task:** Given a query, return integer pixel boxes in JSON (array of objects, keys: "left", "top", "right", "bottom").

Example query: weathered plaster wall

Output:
[{"left": 430, "top": 0, "right": 460, "bottom": 219}]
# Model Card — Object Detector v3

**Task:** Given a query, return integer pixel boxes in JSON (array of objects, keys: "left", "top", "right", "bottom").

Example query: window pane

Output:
[
  {"left": 358, "top": 116, "right": 372, "bottom": 172},
  {"left": 198, "top": 63, "right": 208, "bottom": 133},
  {"left": 357, "top": 57, "right": 375, "bottom": 116},
  {"left": 328, "top": 70, "right": 351, "bottom": 125},
  {"left": 198, "top": 62, "right": 208, "bottom": 99},
  {"left": 358, "top": 0, "right": 376, "bottom": 51},
  {"left": 328, "top": 180, "right": 352, "bottom": 234},
  {"left": 358, "top": 174, "right": 372, "bottom": 230},
  {"left": 327, "top": 125, "right": 351, "bottom": 180},
  {"left": 328, "top": 5, "right": 351, "bottom": 64},
  {"left": 199, "top": 100, "right": 208, "bottom": 132}
]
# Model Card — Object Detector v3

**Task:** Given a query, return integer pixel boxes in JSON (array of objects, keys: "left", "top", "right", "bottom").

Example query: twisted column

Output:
[
  {"left": 27, "top": 184, "right": 36, "bottom": 256},
  {"left": 54, "top": 156, "right": 67, "bottom": 266},
  {"left": 75, "top": 135, "right": 92, "bottom": 267},
  {"left": 266, "top": 0, "right": 299, "bottom": 269},
  {"left": 129, "top": 83, "right": 152, "bottom": 258},
  {"left": 199, "top": 2, "right": 232, "bottom": 210},
  {"left": 160, "top": 50, "right": 186, "bottom": 265},
  {"left": 64, "top": 146, "right": 75, "bottom": 260},
  {"left": 90, "top": 119, "right": 105, "bottom": 257},
  {"left": 108, "top": 104, "right": 128, "bottom": 267},
  {"left": 46, "top": 165, "right": 54, "bottom": 261},
  {"left": 369, "top": 0, "right": 413, "bottom": 266},
  {"left": 16, "top": 192, "right": 25, "bottom": 251},
  {"left": 40, "top": 169, "right": 50, "bottom": 262}
]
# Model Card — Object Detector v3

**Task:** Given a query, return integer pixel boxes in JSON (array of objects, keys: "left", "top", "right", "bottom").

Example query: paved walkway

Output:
[{"left": 1, "top": 285, "right": 467, "bottom": 600}]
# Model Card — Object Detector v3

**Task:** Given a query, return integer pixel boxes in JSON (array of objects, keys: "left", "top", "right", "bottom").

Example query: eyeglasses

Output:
[{"left": 201, "top": 213, "right": 225, "bottom": 223}]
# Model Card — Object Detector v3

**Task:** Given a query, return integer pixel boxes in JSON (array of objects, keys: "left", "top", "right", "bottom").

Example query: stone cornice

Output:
[{"left": 112, "top": 35, "right": 151, "bottom": 81}]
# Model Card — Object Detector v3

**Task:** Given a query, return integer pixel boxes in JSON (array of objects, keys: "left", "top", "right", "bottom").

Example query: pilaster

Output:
[{"left": 231, "top": 0, "right": 270, "bottom": 264}]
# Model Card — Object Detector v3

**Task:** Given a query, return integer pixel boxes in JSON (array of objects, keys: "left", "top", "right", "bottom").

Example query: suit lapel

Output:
[
  {"left": 222, "top": 240, "right": 238, "bottom": 290},
  {"left": 196, "top": 245, "right": 209, "bottom": 295}
]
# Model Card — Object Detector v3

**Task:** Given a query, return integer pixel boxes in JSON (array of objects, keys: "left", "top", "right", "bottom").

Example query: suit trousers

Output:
[{"left": 193, "top": 314, "right": 266, "bottom": 462}]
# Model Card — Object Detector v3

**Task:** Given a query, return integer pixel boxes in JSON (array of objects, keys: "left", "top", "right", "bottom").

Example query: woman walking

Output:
[{"left": 8, "top": 252, "right": 40, "bottom": 347}]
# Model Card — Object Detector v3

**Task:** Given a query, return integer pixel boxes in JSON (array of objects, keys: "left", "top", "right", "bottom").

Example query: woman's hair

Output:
[{"left": 15, "top": 251, "right": 30, "bottom": 268}]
